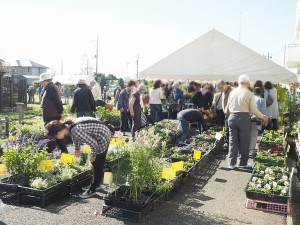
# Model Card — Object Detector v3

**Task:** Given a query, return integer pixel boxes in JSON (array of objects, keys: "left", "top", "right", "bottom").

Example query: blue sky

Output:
[{"left": 0, "top": 0, "right": 297, "bottom": 77}]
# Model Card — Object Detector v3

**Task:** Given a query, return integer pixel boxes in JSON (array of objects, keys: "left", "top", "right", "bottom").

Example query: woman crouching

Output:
[{"left": 45, "top": 117, "right": 112, "bottom": 198}]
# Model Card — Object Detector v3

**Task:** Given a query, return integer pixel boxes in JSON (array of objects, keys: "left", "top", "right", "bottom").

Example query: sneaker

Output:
[
  {"left": 79, "top": 189, "right": 96, "bottom": 199},
  {"left": 228, "top": 165, "right": 235, "bottom": 170},
  {"left": 82, "top": 186, "right": 103, "bottom": 191}
]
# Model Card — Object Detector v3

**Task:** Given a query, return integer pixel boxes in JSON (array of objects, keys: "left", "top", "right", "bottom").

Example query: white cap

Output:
[
  {"left": 238, "top": 74, "right": 250, "bottom": 84},
  {"left": 39, "top": 73, "right": 53, "bottom": 82}
]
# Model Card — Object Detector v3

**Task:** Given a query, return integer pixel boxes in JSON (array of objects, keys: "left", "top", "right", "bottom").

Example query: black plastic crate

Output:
[
  {"left": 245, "top": 190, "right": 289, "bottom": 204},
  {"left": 69, "top": 177, "right": 91, "bottom": 194},
  {"left": 18, "top": 185, "right": 70, "bottom": 207},
  {"left": 165, "top": 174, "right": 183, "bottom": 201},
  {"left": 102, "top": 194, "right": 165, "bottom": 222},
  {"left": 0, "top": 180, "right": 18, "bottom": 193},
  {"left": 69, "top": 170, "right": 92, "bottom": 185},
  {"left": 18, "top": 181, "right": 69, "bottom": 197}
]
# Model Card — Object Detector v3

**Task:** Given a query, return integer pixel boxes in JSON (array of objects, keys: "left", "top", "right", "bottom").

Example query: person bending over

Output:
[
  {"left": 177, "top": 108, "right": 208, "bottom": 144},
  {"left": 45, "top": 117, "right": 112, "bottom": 198}
]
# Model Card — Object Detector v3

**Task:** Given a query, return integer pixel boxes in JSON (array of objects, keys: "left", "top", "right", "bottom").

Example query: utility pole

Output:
[
  {"left": 61, "top": 60, "right": 63, "bottom": 75},
  {"left": 136, "top": 55, "right": 140, "bottom": 79},
  {"left": 126, "top": 63, "right": 129, "bottom": 77},
  {"left": 95, "top": 36, "right": 99, "bottom": 74}
]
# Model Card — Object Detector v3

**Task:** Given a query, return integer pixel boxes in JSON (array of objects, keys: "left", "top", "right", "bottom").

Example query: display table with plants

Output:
[
  {"left": 0, "top": 143, "right": 92, "bottom": 207},
  {"left": 102, "top": 122, "right": 221, "bottom": 222},
  {"left": 245, "top": 130, "right": 292, "bottom": 214}
]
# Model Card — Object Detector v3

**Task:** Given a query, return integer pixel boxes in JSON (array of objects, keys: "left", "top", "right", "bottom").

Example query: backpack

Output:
[{"left": 266, "top": 90, "right": 273, "bottom": 107}]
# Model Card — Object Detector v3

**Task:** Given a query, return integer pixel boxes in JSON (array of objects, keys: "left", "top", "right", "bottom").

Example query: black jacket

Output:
[
  {"left": 71, "top": 84, "right": 96, "bottom": 113},
  {"left": 41, "top": 82, "right": 63, "bottom": 119}
]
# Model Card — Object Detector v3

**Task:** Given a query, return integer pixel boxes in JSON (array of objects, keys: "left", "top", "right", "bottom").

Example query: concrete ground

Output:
[{"left": 0, "top": 150, "right": 286, "bottom": 225}]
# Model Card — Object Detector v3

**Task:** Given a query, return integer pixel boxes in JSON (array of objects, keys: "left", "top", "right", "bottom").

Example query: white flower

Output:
[
  {"left": 264, "top": 174, "right": 270, "bottom": 179},
  {"left": 257, "top": 179, "right": 262, "bottom": 184},
  {"left": 269, "top": 169, "right": 273, "bottom": 174},
  {"left": 281, "top": 189, "right": 287, "bottom": 195},
  {"left": 282, "top": 175, "right": 288, "bottom": 181},
  {"left": 265, "top": 168, "right": 270, "bottom": 174},
  {"left": 273, "top": 182, "right": 278, "bottom": 187},
  {"left": 260, "top": 170, "right": 264, "bottom": 174},
  {"left": 284, "top": 181, "right": 289, "bottom": 187},
  {"left": 257, "top": 184, "right": 262, "bottom": 189},
  {"left": 252, "top": 177, "right": 258, "bottom": 182},
  {"left": 265, "top": 184, "right": 271, "bottom": 190},
  {"left": 269, "top": 177, "right": 275, "bottom": 181}
]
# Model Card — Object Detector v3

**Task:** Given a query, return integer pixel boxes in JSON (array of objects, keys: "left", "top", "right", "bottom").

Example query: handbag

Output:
[
  {"left": 266, "top": 90, "right": 273, "bottom": 107},
  {"left": 141, "top": 110, "right": 147, "bottom": 127}
]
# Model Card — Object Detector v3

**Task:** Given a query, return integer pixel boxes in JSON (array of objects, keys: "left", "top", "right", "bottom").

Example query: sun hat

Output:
[
  {"left": 138, "top": 85, "right": 146, "bottom": 92},
  {"left": 39, "top": 73, "right": 53, "bottom": 82}
]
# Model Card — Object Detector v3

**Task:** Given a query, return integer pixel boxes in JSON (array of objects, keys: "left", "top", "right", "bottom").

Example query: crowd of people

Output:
[{"left": 36, "top": 72, "right": 280, "bottom": 198}]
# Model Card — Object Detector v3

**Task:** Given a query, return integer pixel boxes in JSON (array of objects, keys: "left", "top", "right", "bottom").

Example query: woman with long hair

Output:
[
  {"left": 45, "top": 117, "right": 112, "bottom": 198},
  {"left": 264, "top": 81, "right": 279, "bottom": 130}
]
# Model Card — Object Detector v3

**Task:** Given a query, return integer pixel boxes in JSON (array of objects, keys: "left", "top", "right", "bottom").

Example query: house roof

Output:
[{"left": 10, "top": 60, "right": 49, "bottom": 68}]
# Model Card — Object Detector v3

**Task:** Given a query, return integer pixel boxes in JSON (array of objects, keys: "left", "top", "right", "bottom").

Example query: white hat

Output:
[
  {"left": 238, "top": 74, "right": 250, "bottom": 84},
  {"left": 39, "top": 73, "right": 53, "bottom": 82}
]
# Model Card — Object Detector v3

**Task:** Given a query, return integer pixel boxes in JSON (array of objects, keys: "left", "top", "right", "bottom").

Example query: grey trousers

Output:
[
  {"left": 228, "top": 113, "right": 251, "bottom": 166},
  {"left": 249, "top": 127, "right": 258, "bottom": 154}
]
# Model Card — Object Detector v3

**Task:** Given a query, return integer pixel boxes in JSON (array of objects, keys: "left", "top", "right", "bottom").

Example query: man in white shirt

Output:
[{"left": 227, "top": 75, "right": 268, "bottom": 169}]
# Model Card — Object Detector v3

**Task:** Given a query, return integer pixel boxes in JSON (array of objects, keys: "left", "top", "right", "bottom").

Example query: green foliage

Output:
[
  {"left": 96, "top": 106, "right": 120, "bottom": 127},
  {"left": 118, "top": 78, "right": 125, "bottom": 88},
  {"left": 10, "top": 118, "right": 44, "bottom": 137},
  {"left": 64, "top": 104, "right": 71, "bottom": 115},
  {"left": 99, "top": 74, "right": 107, "bottom": 87},
  {"left": 1, "top": 144, "right": 50, "bottom": 184}
]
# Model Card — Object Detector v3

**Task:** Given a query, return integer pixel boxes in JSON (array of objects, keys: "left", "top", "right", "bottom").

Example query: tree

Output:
[
  {"left": 0, "top": 59, "right": 9, "bottom": 73},
  {"left": 95, "top": 73, "right": 105, "bottom": 84},
  {"left": 80, "top": 53, "right": 93, "bottom": 75},
  {"left": 118, "top": 78, "right": 125, "bottom": 88},
  {"left": 99, "top": 74, "right": 106, "bottom": 87}
]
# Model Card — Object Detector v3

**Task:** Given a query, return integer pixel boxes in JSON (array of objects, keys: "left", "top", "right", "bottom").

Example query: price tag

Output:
[
  {"left": 148, "top": 127, "right": 155, "bottom": 133},
  {"left": 222, "top": 127, "right": 225, "bottom": 133},
  {"left": 215, "top": 132, "right": 222, "bottom": 141},
  {"left": 82, "top": 144, "right": 91, "bottom": 153},
  {"left": 38, "top": 160, "right": 53, "bottom": 171},
  {"left": 284, "top": 132, "right": 288, "bottom": 139},
  {"left": 8, "top": 135, "right": 14, "bottom": 141},
  {"left": 287, "top": 144, "right": 290, "bottom": 153},
  {"left": 0, "top": 164, "right": 7, "bottom": 175},
  {"left": 171, "top": 161, "right": 184, "bottom": 172},
  {"left": 103, "top": 172, "right": 113, "bottom": 185},
  {"left": 60, "top": 153, "right": 75, "bottom": 164},
  {"left": 193, "top": 150, "right": 202, "bottom": 160},
  {"left": 161, "top": 168, "right": 176, "bottom": 180}
]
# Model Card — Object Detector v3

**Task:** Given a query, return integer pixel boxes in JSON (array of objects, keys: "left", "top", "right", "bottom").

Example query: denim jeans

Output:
[
  {"left": 177, "top": 114, "right": 189, "bottom": 142},
  {"left": 77, "top": 111, "right": 93, "bottom": 118},
  {"left": 150, "top": 104, "right": 163, "bottom": 124}
]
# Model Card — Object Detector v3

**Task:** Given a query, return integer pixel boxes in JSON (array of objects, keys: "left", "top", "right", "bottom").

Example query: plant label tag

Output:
[
  {"left": 215, "top": 133, "right": 222, "bottom": 141},
  {"left": 287, "top": 144, "right": 290, "bottom": 153},
  {"left": 103, "top": 172, "right": 113, "bottom": 185},
  {"left": 193, "top": 150, "right": 202, "bottom": 160},
  {"left": 161, "top": 168, "right": 176, "bottom": 180},
  {"left": 38, "top": 160, "right": 53, "bottom": 171},
  {"left": 171, "top": 161, "right": 184, "bottom": 172},
  {"left": 0, "top": 164, "right": 7, "bottom": 175},
  {"left": 60, "top": 153, "right": 75, "bottom": 164},
  {"left": 82, "top": 144, "right": 91, "bottom": 153},
  {"left": 8, "top": 135, "right": 14, "bottom": 141},
  {"left": 148, "top": 127, "right": 155, "bottom": 133},
  {"left": 284, "top": 132, "right": 287, "bottom": 139}
]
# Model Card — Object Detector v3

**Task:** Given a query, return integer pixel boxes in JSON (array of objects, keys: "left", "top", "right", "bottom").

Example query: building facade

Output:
[{"left": 10, "top": 60, "right": 48, "bottom": 84}]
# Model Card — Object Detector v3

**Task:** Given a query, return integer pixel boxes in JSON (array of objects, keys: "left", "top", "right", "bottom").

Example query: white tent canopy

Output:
[
  {"left": 140, "top": 29, "right": 297, "bottom": 83},
  {"left": 53, "top": 74, "right": 94, "bottom": 85}
]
